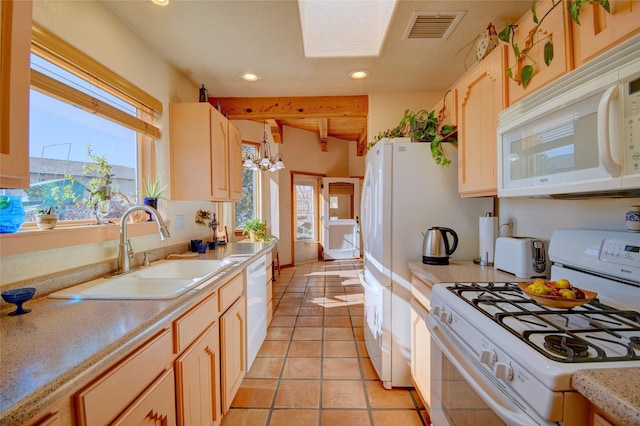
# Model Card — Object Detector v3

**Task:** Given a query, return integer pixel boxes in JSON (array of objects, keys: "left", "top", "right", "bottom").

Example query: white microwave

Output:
[{"left": 497, "top": 35, "right": 640, "bottom": 198}]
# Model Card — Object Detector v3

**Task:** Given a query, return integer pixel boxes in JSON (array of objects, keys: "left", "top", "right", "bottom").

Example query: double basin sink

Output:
[{"left": 49, "top": 255, "right": 252, "bottom": 300}]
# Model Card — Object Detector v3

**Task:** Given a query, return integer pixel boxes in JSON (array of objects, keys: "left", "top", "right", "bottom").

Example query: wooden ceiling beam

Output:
[
  {"left": 318, "top": 118, "right": 328, "bottom": 152},
  {"left": 209, "top": 95, "right": 368, "bottom": 119},
  {"left": 357, "top": 130, "right": 367, "bottom": 157},
  {"left": 265, "top": 119, "right": 282, "bottom": 144}
]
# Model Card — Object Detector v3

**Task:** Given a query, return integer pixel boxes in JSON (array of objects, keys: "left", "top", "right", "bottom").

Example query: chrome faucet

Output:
[{"left": 116, "top": 205, "right": 170, "bottom": 274}]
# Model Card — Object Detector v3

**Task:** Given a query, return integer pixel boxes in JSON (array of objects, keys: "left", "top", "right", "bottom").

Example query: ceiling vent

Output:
[{"left": 404, "top": 11, "right": 465, "bottom": 40}]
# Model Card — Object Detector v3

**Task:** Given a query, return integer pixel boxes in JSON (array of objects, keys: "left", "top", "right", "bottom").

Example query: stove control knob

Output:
[
  {"left": 439, "top": 311, "right": 453, "bottom": 324},
  {"left": 480, "top": 350, "right": 496, "bottom": 368},
  {"left": 494, "top": 362, "right": 513, "bottom": 382},
  {"left": 432, "top": 306, "right": 442, "bottom": 317}
]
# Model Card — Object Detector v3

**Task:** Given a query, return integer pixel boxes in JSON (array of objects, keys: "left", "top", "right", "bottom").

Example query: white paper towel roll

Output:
[{"left": 479, "top": 215, "right": 499, "bottom": 264}]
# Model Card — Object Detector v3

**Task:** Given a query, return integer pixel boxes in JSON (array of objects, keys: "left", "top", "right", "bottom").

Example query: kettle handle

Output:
[{"left": 440, "top": 227, "right": 458, "bottom": 256}]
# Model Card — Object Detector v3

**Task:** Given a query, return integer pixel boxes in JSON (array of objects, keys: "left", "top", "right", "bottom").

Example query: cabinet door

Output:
[
  {"left": 572, "top": 0, "right": 640, "bottom": 67},
  {"left": 112, "top": 369, "right": 177, "bottom": 426},
  {"left": 176, "top": 322, "right": 222, "bottom": 426},
  {"left": 210, "top": 107, "right": 230, "bottom": 200},
  {"left": 432, "top": 88, "right": 457, "bottom": 130},
  {"left": 220, "top": 295, "right": 246, "bottom": 414},
  {"left": 410, "top": 306, "right": 431, "bottom": 412},
  {"left": 456, "top": 46, "right": 506, "bottom": 197},
  {"left": 228, "top": 122, "right": 243, "bottom": 201},
  {"left": 507, "top": 0, "right": 572, "bottom": 104},
  {"left": 0, "top": 0, "right": 32, "bottom": 189}
]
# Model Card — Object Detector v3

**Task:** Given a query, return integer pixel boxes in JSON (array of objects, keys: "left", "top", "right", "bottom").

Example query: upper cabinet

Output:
[
  {"left": 228, "top": 122, "right": 243, "bottom": 202},
  {"left": 170, "top": 103, "right": 242, "bottom": 201},
  {"left": 456, "top": 46, "right": 507, "bottom": 198},
  {"left": 0, "top": 0, "right": 32, "bottom": 189},
  {"left": 506, "top": 0, "right": 573, "bottom": 105},
  {"left": 572, "top": 0, "right": 640, "bottom": 67}
]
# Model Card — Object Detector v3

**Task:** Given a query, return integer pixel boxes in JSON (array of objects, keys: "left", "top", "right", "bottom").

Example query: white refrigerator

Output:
[{"left": 360, "top": 138, "right": 492, "bottom": 388}]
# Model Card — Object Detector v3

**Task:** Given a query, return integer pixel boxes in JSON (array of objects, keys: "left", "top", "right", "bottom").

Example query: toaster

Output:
[{"left": 494, "top": 237, "right": 549, "bottom": 278}]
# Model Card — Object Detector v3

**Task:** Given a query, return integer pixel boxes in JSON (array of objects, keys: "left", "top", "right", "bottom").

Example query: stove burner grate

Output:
[{"left": 543, "top": 335, "right": 589, "bottom": 359}]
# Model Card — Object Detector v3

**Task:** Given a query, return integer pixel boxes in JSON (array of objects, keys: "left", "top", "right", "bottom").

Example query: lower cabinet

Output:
[
  {"left": 410, "top": 302, "right": 431, "bottom": 411},
  {"left": 112, "top": 369, "right": 177, "bottom": 426},
  {"left": 221, "top": 295, "right": 247, "bottom": 414},
  {"left": 175, "top": 322, "right": 222, "bottom": 426}
]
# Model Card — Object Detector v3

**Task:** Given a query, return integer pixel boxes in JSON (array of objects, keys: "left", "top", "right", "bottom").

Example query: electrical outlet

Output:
[
  {"left": 500, "top": 219, "right": 515, "bottom": 237},
  {"left": 175, "top": 214, "right": 185, "bottom": 230}
]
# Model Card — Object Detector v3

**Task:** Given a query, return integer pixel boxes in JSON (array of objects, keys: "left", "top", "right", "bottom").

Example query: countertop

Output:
[
  {"left": 408, "top": 260, "right": 640, "bottom": 426},
  {"left": 0, "top": 241, "right": 274, "bottom": 425}
]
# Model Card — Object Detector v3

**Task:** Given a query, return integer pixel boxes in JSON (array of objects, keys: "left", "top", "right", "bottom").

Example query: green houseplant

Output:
[
  {"left": 83, "top": 144, "right": 113, "bottom": 224},
  {"left": 34, "top": 207, "right": 58, "bottom": 230},
  {"left": 498, "top": 0, "right": 610, "bottom": 88},
  {"left": 141, "top": 172, "right": 168, "bottom": 219},
  {"left": 242, "top": 218, "right": 268, "bottom": 242}
]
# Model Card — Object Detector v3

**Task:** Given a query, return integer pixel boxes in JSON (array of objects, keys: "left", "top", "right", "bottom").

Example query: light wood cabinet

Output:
[
  {"left": 432, "top": 88, "right": 457, "bottom": 130},
  {"left": 506, "top": 0, "right": 573, "bottom": 104},
  {"left": 0, "top": 0, "right": 32, "bottom": 189},
  {"left": 572, "top": 0, "right": 640, "bottom": 67},
  {"left": 410, "top": 275, "right": 432, "bottom": 413},
  {"left": 112, "top": 369, "right": 177, "bottom": 426},
  {"left": 220, "top": 295, "right": 246, "bottom": 414},
  {"left": 76, "top": 328, "right": 174, "bottom": 426},
  {"left": 170, "top": 103, "right": 239, "bottom": 201},
  {"left": 456, "top": 45, "right": 507, "bottom": 197},
  {"left": 265, "top": 250, "right": 273, "bottom": 325},
  {"left": 228, "top": 121, "right": 243, "bottom": 201},
  {"left": 175, "top": 322, "right": 222, "bottom": 426}
]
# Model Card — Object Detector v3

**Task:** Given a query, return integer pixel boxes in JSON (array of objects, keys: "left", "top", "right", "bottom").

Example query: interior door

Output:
[
  {"left": 321, "top": 177, "right": 361, "bottom": 260},
  {"left": 293, "top": 175, "right": 321, "bottom": 264}
]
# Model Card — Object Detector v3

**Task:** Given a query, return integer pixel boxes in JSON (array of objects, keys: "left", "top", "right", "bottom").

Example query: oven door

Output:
[{"left": 428, "top": 321, "right": 556, "bottom": 426}]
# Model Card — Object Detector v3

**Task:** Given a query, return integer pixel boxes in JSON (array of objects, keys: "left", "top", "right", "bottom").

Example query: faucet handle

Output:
[
  {"left": 143, "top": 251, "right": 151, "bottom": 267},
  {"left": 126, "top": 239, "right": 134, "bottom": 259}
]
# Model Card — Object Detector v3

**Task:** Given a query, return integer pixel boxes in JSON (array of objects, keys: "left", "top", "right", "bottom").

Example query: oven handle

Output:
[{"left": 428, "top": 320, "right": 552, "bottom": 426}]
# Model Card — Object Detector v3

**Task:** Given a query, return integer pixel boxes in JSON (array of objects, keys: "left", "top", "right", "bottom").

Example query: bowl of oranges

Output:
[{"left": 518, "top": 279, "right": 597, "bottom": 309}]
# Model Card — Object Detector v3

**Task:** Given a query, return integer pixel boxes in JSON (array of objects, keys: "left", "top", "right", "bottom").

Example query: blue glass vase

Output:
[{"left": 0, "top": 195, "right": 26, "bottom": 233}]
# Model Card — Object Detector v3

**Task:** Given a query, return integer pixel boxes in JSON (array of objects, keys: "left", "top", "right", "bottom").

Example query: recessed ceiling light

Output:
[
  {"left": 349, "top": 70, "right": 369, "bottom": 80},
  {"left": 239, "top": 72, "right": 261, "bottom": 82},
  {"left": 151, "top": 0, "right": 169, "bottom": 6}
]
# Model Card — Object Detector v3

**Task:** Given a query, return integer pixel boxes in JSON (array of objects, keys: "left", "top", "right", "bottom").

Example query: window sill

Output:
[{"left": 0, "top": 220, "right": 161, "bottom": 257}]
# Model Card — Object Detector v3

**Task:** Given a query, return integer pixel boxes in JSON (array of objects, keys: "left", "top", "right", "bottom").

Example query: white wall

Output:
[{"left": 2, "top": 1, "right": 215, "bottom": 284}]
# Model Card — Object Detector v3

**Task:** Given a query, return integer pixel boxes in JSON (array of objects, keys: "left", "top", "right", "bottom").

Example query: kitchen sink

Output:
[{"left": 49, "top": 259, "right": 236, "bottom": 300}]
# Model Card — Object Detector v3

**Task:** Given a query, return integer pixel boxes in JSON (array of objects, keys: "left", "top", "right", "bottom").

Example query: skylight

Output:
[{"left": 298, "top": 0, "right": 397, "bottom": 58}]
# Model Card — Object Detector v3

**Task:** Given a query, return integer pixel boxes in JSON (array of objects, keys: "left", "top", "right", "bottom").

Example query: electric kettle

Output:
[{"left": 422, "top": 227, "right": 458, "bottom": 265}]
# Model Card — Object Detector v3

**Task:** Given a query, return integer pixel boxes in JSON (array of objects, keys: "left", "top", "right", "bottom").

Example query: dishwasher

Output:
[{"left": 245, "top": 254, "right": 267, "bottom": 369}]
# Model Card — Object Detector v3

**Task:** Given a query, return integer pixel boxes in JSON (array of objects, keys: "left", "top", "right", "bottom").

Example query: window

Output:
[
  {"left": 295, "top": 181, "right": 317, "bottom": 241},
  {"left": 236, "top": 143, "right": 259, "bottom": 229},
  {"left": 18, "top": 23, "right": 161, "bottom": 224}
]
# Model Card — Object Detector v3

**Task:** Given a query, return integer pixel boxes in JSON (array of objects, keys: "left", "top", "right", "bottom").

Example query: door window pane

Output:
[{"left": 296, "top": 184, "right": 315, "bottom": 241}]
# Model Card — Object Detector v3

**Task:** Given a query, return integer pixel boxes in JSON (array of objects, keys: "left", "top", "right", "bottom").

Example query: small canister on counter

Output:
[{"left": 626, "top": 205, "right": 640, "bottom": 232}]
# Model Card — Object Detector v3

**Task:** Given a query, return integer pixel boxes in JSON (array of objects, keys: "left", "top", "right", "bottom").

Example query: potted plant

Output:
[
  {"left": 242, "top": 218, "right": 268, "bottom": 242},
  {"left": 141, "top": 172, "right": 168, "bottom": 219},
  {"left": 34, "top": 207, "right": 58, "bottom": 230},
  {"left": 83, "top": 145, "right": 113, "bottom": 224}
]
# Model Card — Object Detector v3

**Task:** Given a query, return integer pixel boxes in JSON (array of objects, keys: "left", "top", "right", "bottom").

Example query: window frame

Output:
[{"left": 233, "top": 141, "right": 260, "bottom": 236}]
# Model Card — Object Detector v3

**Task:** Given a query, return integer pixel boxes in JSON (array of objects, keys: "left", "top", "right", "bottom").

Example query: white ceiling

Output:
[{"left": 104, "top": 0, "right": 530, "bottom": 98}]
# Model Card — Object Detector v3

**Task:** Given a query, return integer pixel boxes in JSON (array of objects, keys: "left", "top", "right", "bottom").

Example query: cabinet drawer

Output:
[
  {"left": 112, "top": 368, "right": 177, "bottom": 426},
  {"left": 219, "top": 273, "right": 243, "bottom": 314},
  {"left": 267, "top": 300, "right": 273, "bottom": 325},
  {"left": 266, "top": 280, "right": 272, "bottom": 302},
  {"left": 76, "top": 328, "right": 173, "bottom": 426},
  {"left": 174, "top": 291, "right": 219, "bottom": 353},
  {"left": 266, "top": 251, "right": 273, "bottom": 271}
]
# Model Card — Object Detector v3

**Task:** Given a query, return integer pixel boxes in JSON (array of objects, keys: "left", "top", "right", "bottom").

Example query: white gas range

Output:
[{"left": 426, "top": 229, "right": 640, "bottom": 426}]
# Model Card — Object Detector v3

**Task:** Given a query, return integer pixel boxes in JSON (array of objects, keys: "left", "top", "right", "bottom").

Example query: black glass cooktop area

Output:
[{"left": 446, "top": 282, "right": 640, "bottom": 363}]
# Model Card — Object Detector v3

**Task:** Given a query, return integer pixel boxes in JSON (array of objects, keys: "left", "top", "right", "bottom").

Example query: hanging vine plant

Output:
[{"left": 498, "top": 0, "right": 610, "bottom": 88}]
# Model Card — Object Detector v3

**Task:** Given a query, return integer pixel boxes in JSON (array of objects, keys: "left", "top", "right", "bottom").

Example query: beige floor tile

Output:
[
  {"left": 288, "top": 341, "right": 323, "bottom": 357},
  {"left": 231, "top": 379, "right": 277, "bottom": 408},
  {"left": 269, "top": 316, "right": 297, "bottom": 327},
  {"left": 324, "top": 327, "right": 354, "bottom": 341},
  {"left": 246, "top": 357, "right": 284, "bottom": 379},
  {"left": 221, "top": 408, "right": 269, "bottom": 426},
  {"left": 323, "top": 340, "right": 358, "bottom": 357},
  {"left": 324, "top": 316, "right": 352, "bottom": 327},
  {"left": 323, "top": 358, "right": 361, "bottom": 380},
  {"left": 356, "top": 341, "right": 369, "bottom": 358},
  {"left": 322, "top": 380, "right": 367, "bottom": 408},
  {"left": 278, "top": 298, "right": 303, "bottom": 307},
  {"left": 321, "top": 410, "right": 371, "bottom": 426},
  {"left": 274, "top": 306, "right": 300, "bottom": 316},
  {"left": 269, "top": 409, "right": 319, "bottom": 426},
  {"left": 353, "top": 327, "right": 365, "bottom": 341},
  {"left": 274, "top": 380, "right": 321, "bottom": 408},
  {"left": 292, "top": 327, "right": 323, "bottom": 341},
  {"left": 360, "top": 358, "right": 378, "bottom": 380},
  {"left": 370, "top": 410, "right": 424, "bottom": 426},
  {"left": 299, "top": 306, "right": 325, "bottom": 316},
  {"left": 266, "top": 327, "right": 293, "bottom": 341},
  {"left": 351, "top": 316, "right": 364, "bottom": 327},
  {"left": 282, "top": 357, "right": 322, "bottom": 379},
  {"left": 365, "top": 381, "right": 416, "bottom": 409},
  {"left": 257, "top": 340, "right": 289, "bottom": 357},
  {"left": 296, "top": 316, "right": 323, "bottom": 327}
]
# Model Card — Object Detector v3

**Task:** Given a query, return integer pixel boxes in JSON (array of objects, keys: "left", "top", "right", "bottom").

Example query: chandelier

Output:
[{"left": 242, "top": 122, "right": 285, "bottom": 172}]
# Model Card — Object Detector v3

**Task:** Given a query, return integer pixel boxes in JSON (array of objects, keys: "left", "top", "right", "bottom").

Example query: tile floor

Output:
[{"left": 223, "top": 260, "right": 430, "bottom": 426}]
